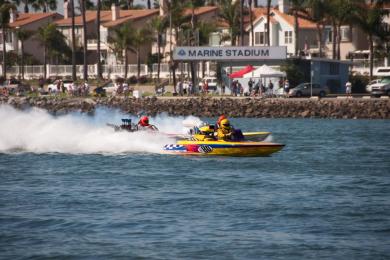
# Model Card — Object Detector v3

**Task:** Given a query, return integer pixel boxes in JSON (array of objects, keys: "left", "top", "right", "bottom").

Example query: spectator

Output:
[
  {"left": 248, "top": 78, "right": 254, "bottom": 95},
  {"left": 38, "top": 77, "right": 45, "bottom": 90},
  {"left": 203, "top": 80, "right": 209, "bottom": 94},
  {"left": 189, "top": 81, "right": 193, "bottom": 95},
  {"left": 284, "top": 80, "right": 290, "bottom": 97},
  {"left": 268, "top": 80, "right": 274, "bottom": 97},
  {"left": 56, "top": 80, "right": 61, "bottom": 92},
  {"left": 346, "top": 80, "right": 352, "bottom": 98},
  {"left": 261, "top": 83, "right": 266, "bottom": 97},
  {"left": 179, "top": 80, "right": 183, "bottom": 96},
  {"left": 183, "top": 81, "right": 188, "bottom": 95},
  {"left": 253, "top": 81, "right": 260, "bottom": 96},
  {"left": 61, "top": 80, "right": 66, "bottom": 93}
]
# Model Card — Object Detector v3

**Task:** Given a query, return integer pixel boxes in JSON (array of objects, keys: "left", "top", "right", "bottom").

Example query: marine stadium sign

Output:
[{"left": 173, "top": 46, "right": 287, "bottom": 61}]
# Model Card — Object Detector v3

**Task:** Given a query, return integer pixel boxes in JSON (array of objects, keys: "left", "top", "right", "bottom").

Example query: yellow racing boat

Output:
[{"left": 163, "top": 139, "right": 284, "bottom": 157}]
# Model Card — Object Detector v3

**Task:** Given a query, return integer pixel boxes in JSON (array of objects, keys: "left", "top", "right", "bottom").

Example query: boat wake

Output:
[{"left": 0, "top": 105, "right": 200, "bottom": 155}]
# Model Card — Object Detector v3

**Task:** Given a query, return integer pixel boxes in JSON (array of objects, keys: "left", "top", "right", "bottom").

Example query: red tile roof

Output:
[
  {"left": 183, "top": 6, "right": 218, "bottom": 17},
  {"left": 9, "top": 12, "right": 60, "bottom": 28},
  {"left": 273, "top": 9, "right": 317, "bottom": 29},
  {"left": 55, "top": 9, "right": 159, "bottom": 28}
]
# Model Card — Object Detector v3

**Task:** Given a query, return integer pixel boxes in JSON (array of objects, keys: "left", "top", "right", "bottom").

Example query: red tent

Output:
[{"left": 229, "top": 65, "right": 254, "bottom": 79}]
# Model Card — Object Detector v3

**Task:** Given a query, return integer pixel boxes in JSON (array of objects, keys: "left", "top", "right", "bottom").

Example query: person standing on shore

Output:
[
  {"left": 284, "top": 80, "right": 290, "bottom": 98},
  {"left": 268, "top": 80, "right": 274, "bottom": 97},
  {"left": 346, "top": 81, "right": 352, "bottom": 98},
  {"left": 248, "top": 78, "right": 254, "bottom": 95}
]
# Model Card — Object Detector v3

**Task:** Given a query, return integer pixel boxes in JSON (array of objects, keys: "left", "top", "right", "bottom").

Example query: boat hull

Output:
[{"left": 163, "top": 140, "right": 284, "bottom": 157}]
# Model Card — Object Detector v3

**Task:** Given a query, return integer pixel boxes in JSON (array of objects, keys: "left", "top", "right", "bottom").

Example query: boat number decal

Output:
[{"left": 198, "top": 145, "right": 213, "bottom": 153}]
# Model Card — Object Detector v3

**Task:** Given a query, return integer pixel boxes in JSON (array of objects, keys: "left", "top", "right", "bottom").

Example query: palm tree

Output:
[
  {"left": 197, "top": 21, "right": 216, "bottom": 77},
  {"left": 32, "top": 0, "right": 56, "bottom": 12},
  {"left": 239, "top": 0, "right": 244, "bottom": 46},
  {"left": 303, "top": 0, "right": 326, "bottom": 57},
  {"left": 353, "top": 0, "right": 389, "bottom": 80},
  {"left": 36, "top": 23, "right": 56, "bottom": 79},
  {"left": 328, "top": 0, "right": 357, "bottom": 60},
  {"left": 14, "top": 29, "right": 33, "bottom": 79},
  {"left": 289, "top": 0, "right": 306, "bottom": 56},
  {"left": 108, "top": 23, "right": 133, "bottom": 79},
  {"left": 70, "top": 0, "right": 76, "bottom": 81},
  {"left": 79, "top": 0, "right": 88, "bottom": 80},
  {"left": 131, "top": 27, "right": 152, "bottom": 78},
  {"left": 167, "top": 0, "right": 185, "bottom": 91},
  {"left": 218, "top": 0, "right": 240, "bottom": 46},
  {"left": 248, "top": 0, "right": 254, "bottom": 46},
  {"left": 96, "top": 0, "right": 102, "bottom": 80},
  {"left": 0, "top": 1, "right": 14, "bottom": 78},
  {"left": 150, "top": 16, "right": 167, "bottom": 82},
  {"left": 266, "top": 0, "right": 271, "bottom": 46}
]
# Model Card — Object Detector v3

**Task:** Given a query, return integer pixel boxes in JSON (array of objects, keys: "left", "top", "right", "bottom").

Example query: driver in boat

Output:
[
  {"left": 217, "top": 118, "right": 235, "bottom": 141},
  {"left": 137, "top": 116, "right": 158, "bottom": 131},
  {"left": 215, "top": 115, "right": 226, "bottom": 130}
]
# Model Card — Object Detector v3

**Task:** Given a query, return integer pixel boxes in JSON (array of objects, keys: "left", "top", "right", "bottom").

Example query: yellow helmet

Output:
[{"left": 220, "top": 119, "right": 231, "bottom": 129}]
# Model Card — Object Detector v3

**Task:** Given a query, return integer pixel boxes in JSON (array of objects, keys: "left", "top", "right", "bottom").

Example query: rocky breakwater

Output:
[{"left": 1, "top": 96, "right": 389, "bottom": 119}]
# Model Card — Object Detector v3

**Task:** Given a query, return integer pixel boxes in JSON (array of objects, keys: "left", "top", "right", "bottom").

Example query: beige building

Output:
[
  {"left": 55, "top": 3, "right": 159, "bottom": 66},
  {"left": 1, "top": 10, "right": 62, "bottom": 64}
]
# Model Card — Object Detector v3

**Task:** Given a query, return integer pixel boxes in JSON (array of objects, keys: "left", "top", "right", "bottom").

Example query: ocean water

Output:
[{"left": 1, "top": 105, "right": 390, "bottom": 259}]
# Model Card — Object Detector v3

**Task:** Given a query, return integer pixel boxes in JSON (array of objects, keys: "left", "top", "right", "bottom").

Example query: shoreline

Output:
[{"left": 1, "top": 96, "right": 389, "bottom": 119}]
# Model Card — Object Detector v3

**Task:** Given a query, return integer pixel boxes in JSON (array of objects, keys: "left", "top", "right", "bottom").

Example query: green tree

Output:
[
  {"left": 149, "top": 16, "right": 168, "bottom": 81},
  {"left": 303, "top": 0, "right": 327, "bottom": 57},
  {"left": 248, "top": 0, "right": 254, "bottom": 46},
  {"left": 131, "top": 27, "right": 152, "bottom": 78},
  {"left": 289, "top": 0, "right": 306, "bottom": 56},
  {"left": 353, "top": 0, "right": 389, "bottom": 80},
  {"left": 32, "top": 0, "right": 56, "bottom": 12},
  {"left": 329, "top": 0, "right": 357, "bottom": 60},
  {"left": 70, "top": 0, "right": 76, "bottom": 80},
  {"left": 108, "top": 22, "right": 134, "bottom": 79},
  {"left": 266, "top": 0, "right": 271, "bottom": 46},
  {"left": 37, "top": 23, "right": 70, "bottom": 79},
  {"left": 96, "top": 0, "right": 102, "bottom": 80},
  {"left": 14, "top": 28, "right": 33, "bottom": 79},
  {"left": 218, "top": 0, "right": 240, "bottom": 46},
  {"left": 0, "top": 1, "right": 15, "bottom": 78},
  {"left": 79, "top": 0, "right": 88, "bottom": 80}
]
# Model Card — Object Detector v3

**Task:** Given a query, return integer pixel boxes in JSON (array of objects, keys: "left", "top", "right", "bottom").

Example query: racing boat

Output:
[
  {"left": 107, "top": 118, "right": 158, "bottom": 132},
  {"left": 186, "top": 124, "right": 271, "bottom": 142},
  {"left": 163, "top": 140, "right": 284, "bottom": 157}
]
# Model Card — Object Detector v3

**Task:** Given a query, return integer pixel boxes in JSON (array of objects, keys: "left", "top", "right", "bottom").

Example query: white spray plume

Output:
[{"left": 0, "top": 105, "right": 202, "bottom": 155}]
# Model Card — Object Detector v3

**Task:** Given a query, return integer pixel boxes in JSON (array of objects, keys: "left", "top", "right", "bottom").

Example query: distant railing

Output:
[{"left": 2, "top": 62, "right": 215, "bottom": 80}]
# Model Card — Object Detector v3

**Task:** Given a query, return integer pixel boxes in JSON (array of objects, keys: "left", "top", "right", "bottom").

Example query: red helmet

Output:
[
  {"left": 217, "top": 115, "right": 226, "bottom": 125},
  {"left": 140, "top": 116, "right": 149, "bottom": 126}
]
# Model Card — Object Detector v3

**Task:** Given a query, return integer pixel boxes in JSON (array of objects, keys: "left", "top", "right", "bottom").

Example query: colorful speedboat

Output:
[{"left": 163, "top": 139, "right": 284, "bottom": 157}]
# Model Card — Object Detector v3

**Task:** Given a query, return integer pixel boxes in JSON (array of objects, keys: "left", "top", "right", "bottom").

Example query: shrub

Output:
[
  {"left": 128, "top": 76, "right": 138, "bottom": 84},
  {"left": 138, "top": 75, "right": 148, "bottom": 84},
  {"left": 350, "top": 75, "right": 369, "bottom": 93}
]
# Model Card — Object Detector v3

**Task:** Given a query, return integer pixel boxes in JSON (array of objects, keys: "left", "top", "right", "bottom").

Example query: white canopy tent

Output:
[
  {"left": 243, "top": 64, "right": 286, "bottom": 78},
  {"left": 241, "top": 64, "right": 286, "bottom": 96}
]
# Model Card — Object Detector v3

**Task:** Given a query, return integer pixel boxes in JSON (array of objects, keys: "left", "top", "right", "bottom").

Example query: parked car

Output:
[
  {"left": 288, "top": 83, "right": 330, "bottom": 97},
  {"left": 369, "top": 77, "right": 390, "bottom": 97},
  {"left": 366, "top": 79, "right": 381, "bottom": 93},
  {"left": 198, "top": 76, "right": 218, "bottom": 91},
  {"left": 47, "top": 79, "right": 73, "bottom": 92}
]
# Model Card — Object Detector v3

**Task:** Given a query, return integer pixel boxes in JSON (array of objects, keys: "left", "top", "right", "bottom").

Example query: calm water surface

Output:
[{"left": 1, "top": 113, "right": 390, "bottom": 259}]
